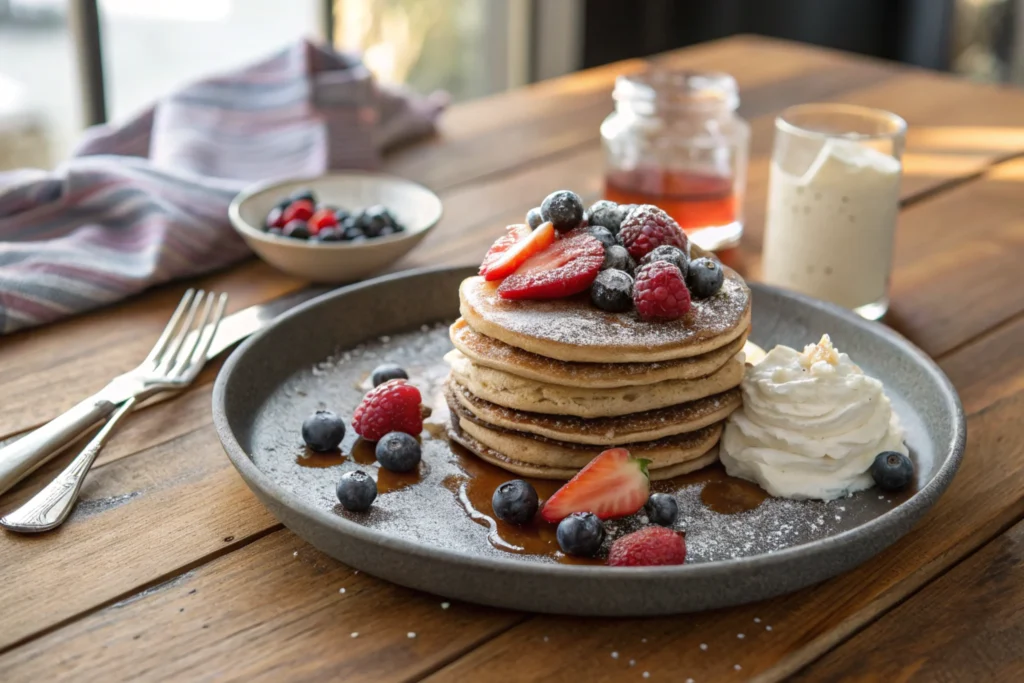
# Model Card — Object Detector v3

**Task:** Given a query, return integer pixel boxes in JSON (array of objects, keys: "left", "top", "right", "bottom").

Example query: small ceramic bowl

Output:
[{"left": 229, "top": 172, "right": 443, "bottom": 283}]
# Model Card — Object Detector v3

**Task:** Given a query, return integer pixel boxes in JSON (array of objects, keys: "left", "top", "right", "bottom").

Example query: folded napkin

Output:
[{"left": 0, "top": 40, "right": 444, "bottom": 334}]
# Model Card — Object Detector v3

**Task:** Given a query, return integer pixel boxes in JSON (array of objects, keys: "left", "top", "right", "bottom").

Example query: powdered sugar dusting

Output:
[{"left": 462, "top": 273, "right": 749, "bottom": 354}]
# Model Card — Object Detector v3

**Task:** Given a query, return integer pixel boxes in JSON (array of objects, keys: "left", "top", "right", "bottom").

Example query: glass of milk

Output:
[{"left": 761, "top": 104, "right": 906, "bottom": 320}]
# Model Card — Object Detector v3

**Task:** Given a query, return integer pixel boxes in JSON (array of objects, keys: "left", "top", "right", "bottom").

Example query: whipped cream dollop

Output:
[{"left": 720, "top": 335, "right": 907, "bottom": 500}]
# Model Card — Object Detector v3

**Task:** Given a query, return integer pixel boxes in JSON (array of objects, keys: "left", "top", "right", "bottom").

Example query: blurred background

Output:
[{"left": 1, "top": 0, "right": 1022, "bottom": 171}]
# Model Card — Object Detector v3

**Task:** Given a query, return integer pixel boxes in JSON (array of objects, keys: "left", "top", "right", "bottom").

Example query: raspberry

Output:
[
  {"left": 607, "top": 526, "right": 686, "bottom": 567},
  {"left": 633, "top": 261, "right": 691, "bottom": 321},
  {"left": 618, "top": 205, "right": 688, "bottom": 260},
  {"left": 351, "top": 379, "right": 423, "bottom": 441}
]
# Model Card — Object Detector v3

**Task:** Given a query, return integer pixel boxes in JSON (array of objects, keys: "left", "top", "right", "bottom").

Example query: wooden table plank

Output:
[
  {"left": 0, "top": 530, "right": 524, "bottom": 682},
  {"left": 793, "top": 519, "right": 1024, "bottom": 682},
  {"left": 2, "top": 302, "right": 1021, "bottom": 679}
]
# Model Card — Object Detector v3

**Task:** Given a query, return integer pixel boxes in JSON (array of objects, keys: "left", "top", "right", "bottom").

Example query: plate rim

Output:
[{"left": 211, "top": 265, "right": 966, "bottom": 580}]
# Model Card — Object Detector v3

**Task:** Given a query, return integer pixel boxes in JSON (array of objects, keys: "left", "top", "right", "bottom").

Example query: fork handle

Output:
[
  {"left": 1, "top": 399, "right": 136, "bottom": 533},
  {"left": 0, "top": 396, "right": 118, "bottom": 498}
]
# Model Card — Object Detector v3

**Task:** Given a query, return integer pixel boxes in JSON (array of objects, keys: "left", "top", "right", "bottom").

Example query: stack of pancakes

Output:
[{"left": 445, "top": 251, "right": 753, "bottom": 481}]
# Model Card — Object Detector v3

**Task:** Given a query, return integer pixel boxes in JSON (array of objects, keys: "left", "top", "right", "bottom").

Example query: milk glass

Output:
[{"left": 761, "top": 104, "right": 906, "bottom": 320}]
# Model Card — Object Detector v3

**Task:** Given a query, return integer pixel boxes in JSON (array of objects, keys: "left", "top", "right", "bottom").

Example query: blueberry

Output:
[
  {"left": 375, "top": 432, "right": 422, "bottom": 473},
  {"left": 302, "top": 410, "right": 346, "bottom": 452},
  {"left": 640, "top": 245, "right": 689, "bottom": 278},
  {"left": 342, "top": 225, "right": 364, "bottom": 241},
  {"left": 870, "top": 451, "right": 914, "bottom": 491},
  {"left": 283, "top": 220, "right": 311, "bottom": 240},
  {"left": 556, "top": 512, "right": 605, "bottom": 557},
  {"left": 268, "top": 227, "right": 284, "bottom": 237},
  {"left": 288, "top": 188, "right": 317, "bottom": 205},
  {"left": 337, "top": 470, "right": 377, "bottom": 511},
  {"left": 334, "top": 209, "right": 351, "bottom": 223},
  {"left": 588, "top": 226, "right": 617, "bottom": 249},
  {"left": 685, "top": 257, "right": 725, "bottom": 298},
  {"left": 361, "top": 211, "right": 388, "bottom": 238},
  {"left": 316, "top": 227, "right": 343, "bottom": 242},
  {"left": 586, "top": 200, "right": 626, "bottom": 235},
  {"left": 265, "top": 206, "right": 284, "bottom": 230},
  {"left": 602, "top": 244, "right": 636, "bottom": 275},
  {"left": 526, "top": 207, "right": 544, "bottom": 229},
  {"left": 371, "top": 363, "right": 408, "bottom": 386},
  {"left": 645, "top": 493, "right": 678, "bottom": 526},
  {"left": 491, "top": 479, "right": 539, "bottom": 525},
  {"left": 591, "top": 269, "right": 634, "bottom": 312},
  {"left": 540, "top": 190, "right": 585, "bottom": 232}
]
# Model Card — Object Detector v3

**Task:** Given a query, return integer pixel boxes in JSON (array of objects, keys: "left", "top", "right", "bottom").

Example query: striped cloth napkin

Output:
[{"left": 0, "top": 40, "right": 444, "bottom": 334}]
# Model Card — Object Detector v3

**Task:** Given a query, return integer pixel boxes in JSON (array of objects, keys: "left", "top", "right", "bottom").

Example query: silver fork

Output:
[{"left": 0, "top": 289, "right": 228, "bottom": 533}]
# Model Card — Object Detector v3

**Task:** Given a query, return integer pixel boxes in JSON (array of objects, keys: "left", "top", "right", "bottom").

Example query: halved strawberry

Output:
[
  {"left": 480, "top": 222, "right": 556, "bottom": 281},
  {"left": 541, "top": 448, "right": 650, "bottom": 522},
  {"left": 479, "top": 224, "right": 531, "bottom": 279},
  {"left": 497, "top": 230, "right": 605, "bottom": 299}
]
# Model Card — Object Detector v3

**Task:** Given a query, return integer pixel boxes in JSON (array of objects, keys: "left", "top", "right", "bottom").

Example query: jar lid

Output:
[{"left": 613, "top": 71, "right": 739, "bottom": 113}]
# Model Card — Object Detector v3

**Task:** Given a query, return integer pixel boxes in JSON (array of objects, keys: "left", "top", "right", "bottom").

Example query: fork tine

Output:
[
  {"left": 174, "top": 293, "right": 228, "bottom": 382},
  {"left": 171, "top": 292, "right": 216, "bottom": 377},
  {"left": 156, "top": 290, "right": 206, "bottom": 373},
  {"left": 144, "top": 289, "right": 195, "bottom": 364}
]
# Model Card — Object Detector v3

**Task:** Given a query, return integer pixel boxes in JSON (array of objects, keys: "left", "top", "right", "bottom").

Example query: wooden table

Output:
[{"left": 2, "top": 36, "right": 1023, "bottom": 682}]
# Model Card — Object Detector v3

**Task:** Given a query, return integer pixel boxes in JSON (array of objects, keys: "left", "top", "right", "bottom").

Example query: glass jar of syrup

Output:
[{"left": 601, "top": 71, "right": 750, "bottom": 252}]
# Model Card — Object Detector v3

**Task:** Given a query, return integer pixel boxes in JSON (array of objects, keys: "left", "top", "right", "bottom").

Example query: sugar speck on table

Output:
[
  {"left": 441, "top": 602, "right": 450, "bottom": 610},
  {"left": 766, "top": 625, "right": 773, "bottom": 631},
  {"left": 754, "top": 617, "right": 761, "bottom": 623},
  {"left": 734, "top": 664, "right": 742, "bottom": 671},
  {"left": 407, "top": 632, "right": 416, "bottom": 639},
  {"left": 350, "top": 632, "right": 359, "bottom": 638},
  {"left": 292, "top": 551, "right": 298, "bottom": 558},
  {"left": 611, "top": 652, "right": 619, "bottom": 659},
  {"left": 629, "top": 660, "right": 636, "bottom": 667},
  {"left": 339, "top": 588, "right": 346, "bottom": 594},
  {"left": 737, "top": 633, "right": 744, "bottom": 639},
  {"left": 641, "top": 637, "right": 647, "bottom": 643},
  {"left": 642, "top": 673, "right": 650, "bottom": 679},
  {"left": 699, "top": 643, "right": 708, "bottom": 651},
  {"left": 543, "top": 635, "right": 549, "bottom": 642}
]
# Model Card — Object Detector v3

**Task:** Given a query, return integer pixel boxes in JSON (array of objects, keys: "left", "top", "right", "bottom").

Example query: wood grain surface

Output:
[{"left": 1, "top": 35, "right": 1023, "bottom": 682}]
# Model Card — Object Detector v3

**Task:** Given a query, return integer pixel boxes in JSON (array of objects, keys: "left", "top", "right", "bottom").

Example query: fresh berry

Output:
[
  {"left": 607, "top": 526, "right": 686, "bottom": 567},
  {"left": 316, "top": 227, "right": 343, "bottom": 242},
  {"left": 375, "top": 431, "right": 422, "bottom": 473},
  {"left": 265, "top": 206, "right": 286, "bottom": 230},
  {"left": 526, "top": 207, "right": 544, "bottom": 229},
  {"left": 337, "top": 470, "right": 377, "bottom": 512},
  {"left": 588, "top": 226, "right": 616, "bottom": 249},
  {"left": 492, "top": 479, "right": 539, "bottom": 525},
  {"left": 288, "top": 188, "right": 317, "bottom": 205},
  {"left": 620, "top": 204, "right": 638, "bottom": 218},
  {"left": 685, "top": 257, "right": 725, "bottom": 298},
  {"left": 639, "top": 244, "right": 689, "bottom": 278},
  {"left": 645, "top": 493, "right": 678, "bottom": 526},
  {"left": 308, "top": 208, "right": 339, "bottom": 234},
  {"left": 480, "top": 222, "right": 556, "bottom": 281},
  {"left": 371, "top": 363, "right": 408, "bottom": 387},
  {"left": 343, "top": 225, "right": 365, "bottom": 241},
  {"left": 870, "top": 451, "right": 914, "bottom": 491},
  {"left": 301, "top": 410, "right": 346, "bottom": 452},
  {"left": 602, "top": 244, "right": 635, "bottom": 275},
  {"left": 590, "top": 269, "right": 633, "bottom": 312},
  {"left": 540, "top": 190, "right": 585, "bottom": 232},
  {"left": 479, "top": 224, "right": 531, "bottom": 278},
  {"left": 282, "top": 199, "right": 315, "bottom": 224},
  {"left": 359, "top": 209, "right": 388, "bottom": 238},
  {"left": 334, "top": 209, "right": 351, "bottom": 223},
  {"left": 586, "top": 200, "right": 626, "bottom": 235},
  {"left": 633, "top": 261, "right": 692, "bottom": 321},
  {"left": 618, "top": 205, "right": 688, "bottom": 260},
  {"left": 268, "top": 227, "right": 284, "bottom": 237},
  {"left": 556, "top": 512, "right": 605, "bottom": 557},
  {"left": 497, "top": 230, "right": 605, "bottom": 300},
  {"left": 541, "top": 448, "right": 650, "bottom": 522},
  {"left": 283, "top": 220, "right": 311, "bottom": 240},
  {"left": 352, "top": 379, "right": 423, "bottom": 441}
]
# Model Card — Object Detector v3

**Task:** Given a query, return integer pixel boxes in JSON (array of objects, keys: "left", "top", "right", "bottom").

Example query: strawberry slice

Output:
[
  {"left": 541, "top": 448, "right": 650, "bottom": 522},
  {"left": 480, "top": 222, "right": 556, "bottom": 281},
  {"left": 479, "top": 224, "right": 531, "bottom": 279},
  {"left": 497, "top": 230, "right": 605, "bottom": 299}
]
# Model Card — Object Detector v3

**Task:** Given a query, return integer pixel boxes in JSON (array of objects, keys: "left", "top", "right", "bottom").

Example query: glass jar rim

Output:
[
  {"left": 613, "top": 70, "right": 739, "bottom": 111},
  {"left": 776, "top": 103, "right": 907, "bottom": 142}
]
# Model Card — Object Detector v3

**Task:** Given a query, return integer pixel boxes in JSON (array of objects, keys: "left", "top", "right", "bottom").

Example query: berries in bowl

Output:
[{"left": 229, "top": 172, "right": 442, "bottom": 283}]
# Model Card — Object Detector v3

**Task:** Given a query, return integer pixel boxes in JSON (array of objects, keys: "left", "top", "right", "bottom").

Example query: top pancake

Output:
[{"left": 459, "top": 250, "right": 751, "bottom": 363}]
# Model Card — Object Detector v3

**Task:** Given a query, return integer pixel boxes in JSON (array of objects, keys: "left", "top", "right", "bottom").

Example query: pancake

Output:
[
  {"left": 446, "top": 414, "right": 721, "bottom": 481},
  {"left": 450, "top": 318, "right": 749, "bottom": 388},
  {"left": 450, "top": 378, "right": 741, "bottom": 445},
  {"left": 459, "top": 247, "right": 751, "bottom": 363},
  {"left": 446, "top": 349, "right": 744, "bottom": 418}
]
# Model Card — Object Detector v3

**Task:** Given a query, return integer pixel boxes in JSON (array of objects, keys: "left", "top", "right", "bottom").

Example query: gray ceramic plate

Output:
[{"left": 212, "top": 266, "right": 965, "bottom": 616}]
